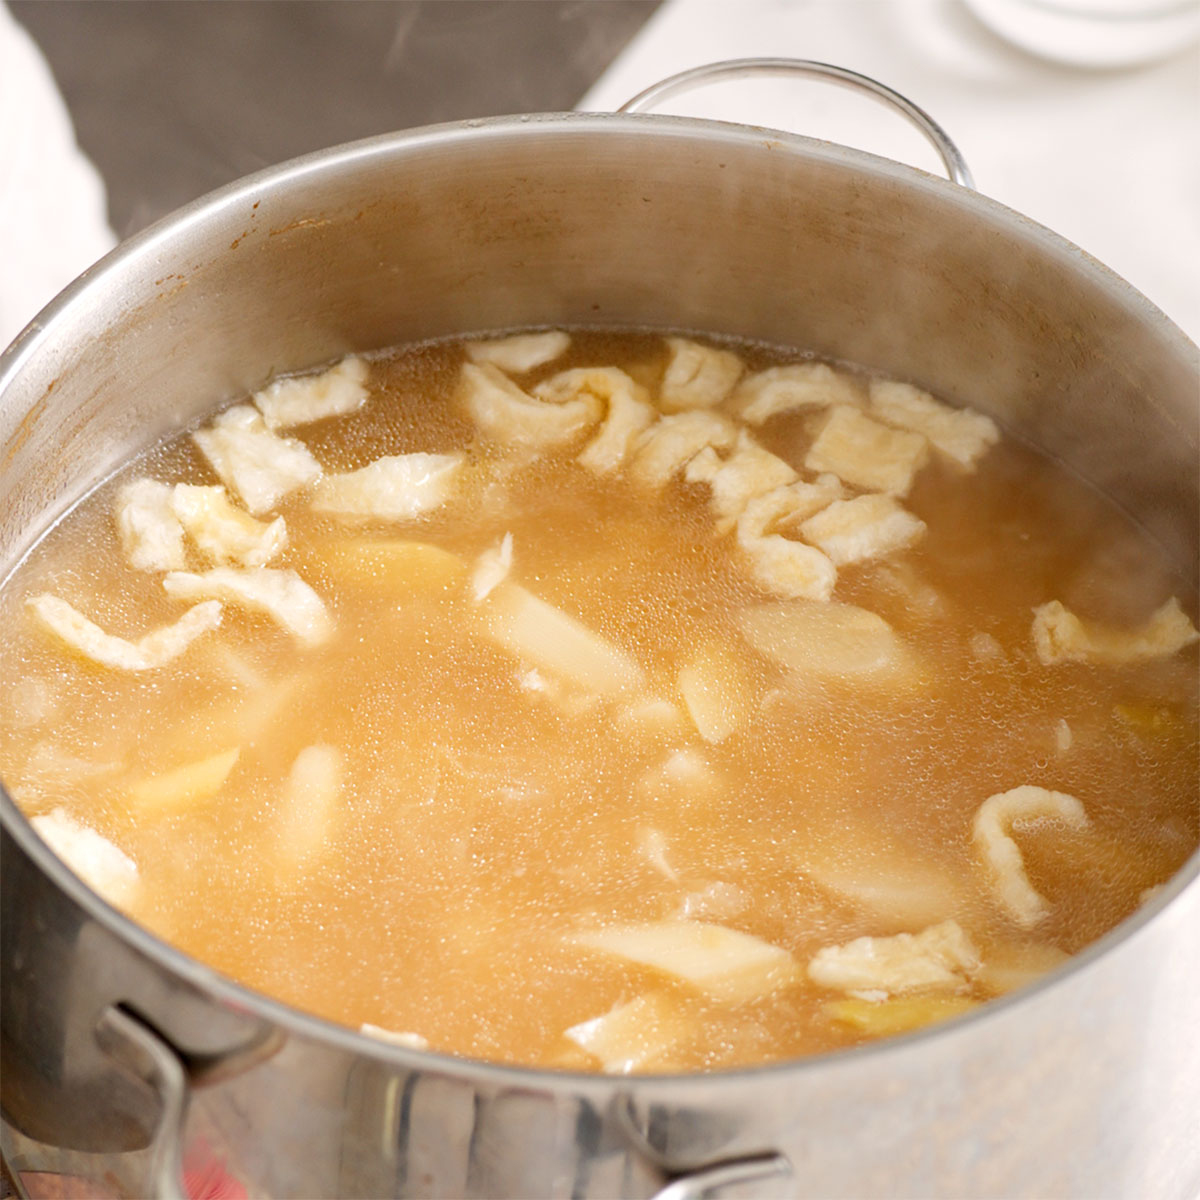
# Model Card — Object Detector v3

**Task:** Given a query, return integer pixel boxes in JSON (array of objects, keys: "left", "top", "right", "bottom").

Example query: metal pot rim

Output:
[{"left": 2, "top": 108, "right": 1197, "bottom": 1090}]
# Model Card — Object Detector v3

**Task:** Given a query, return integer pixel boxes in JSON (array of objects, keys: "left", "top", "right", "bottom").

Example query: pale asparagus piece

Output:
[
  {"left": 568, "top": 920, "right": 802, "bottom": 1003},
  {"left": 678, "top": 640, "right": 759, "bottom": 743},
  {"left": 278, "top": 744, "right": 343, "bottom": 870},
  {"left": 480, "top": 582, "right": 645, "bottom": 697},
  {"left": 738, "top": 599, "right": 924, "bottom": 686},
  {"left": 470, "top": 532, "right": 514, "bottom": 603},
  {"left": 565, "top": 991, "right": 693, "bottom": 1073},
  {"left": 126, "top": 748, "right": 240, "bottom": 816}
]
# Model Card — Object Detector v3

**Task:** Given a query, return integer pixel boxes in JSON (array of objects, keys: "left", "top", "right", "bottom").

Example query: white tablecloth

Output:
[
  {"left": 0, "top": 1, "right": 114, "bottom": 350},
  {"left": 580, "top": 0, "right": 1200, "bottom": 344}
]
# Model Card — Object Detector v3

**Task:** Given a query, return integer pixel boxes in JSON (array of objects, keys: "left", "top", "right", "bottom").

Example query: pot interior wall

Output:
[{"left": 1, "top": 114, "right": 1196, "bottom": 574}]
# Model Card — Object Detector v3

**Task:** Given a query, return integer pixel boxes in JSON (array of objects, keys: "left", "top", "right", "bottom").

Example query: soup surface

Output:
[{"left": 2, "top": 330, "right": 1197, "bottom": 1073}]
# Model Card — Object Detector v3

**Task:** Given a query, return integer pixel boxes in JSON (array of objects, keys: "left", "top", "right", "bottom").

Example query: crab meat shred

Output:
[
  {"left": 163, "top": 567, "right": 333, "bottom": 647},
  {"left": 471, "top": 532, "right": 514, "bottom": 603},
  {"left": 737, "top": 477, "right": 845, "bottom": 539},
  {"left": 684, "top": 430, "right": 798, "bottom": 531},
  {"left": 738, "top": 600, "right": 924, "bottom": 686},
  {"left": 1031, "top": 597, "right": 1199, "bottom": 666},
  {"left": 192, "top": 405, "right": 322, "bottom": 515},
  {"left": 278, "top": 744, "right": 342, "bottom": 870},
  {"left": 480, "top": 582, "right": 645, "bottom": 697},
  {"left": 735, "top": 480, "right": 844, "bottom": 603},
  {"left": 805, "top": 405, "right": 929, "bottom": 496},
  {"left": 659, "top": 337, "right": 745, "bottom": 412},
  {"left": 360, "top": 1024, "right": 430, "bottom": 1050},
  {"left": 742, "top": 537, "right": 837, "bottom": 602},
  {"left": 464, "top": 331, "right": 570, "bottom": 374},
  {"left": 532, "top": 367, "right": 655, "bottom": 475},
  {"left": 737, "top": 362, "right": 863, "bottom": 425},
  {"left": 311, "top": 453, "right": 462, "bottom": 521},
  {"left": 808, "top": 920, "right": 981, "bottom": 999},
  {"left": 629, "top": 410, "right": 738, "bottom": 489},
  {"left": 126, "top": 747, "right": 240, "bottom": 815},
  {"left": 171, "top": 484, "right": 287, "bottom": 567},
  {"left": 869, "top": 379, "right": 999, "bottom": 470},
  {"left": 798, "top": 493, "right": 926, "bottom": 566},
  {"left": 253, "top": 356, "right": 369, "bottom": 430},
  {"left": 31, "top": 809, "right": 140, "bottom": 909},
  {"left": 27, "top": 594, "right": 223, "bottom": 671},
  {"left": 114, "top": 479, "right": 186, "bottom": 572},
  {"left": 565, "top": 992, "right": 693, "bottom": 1073},
  {"left": 459, "top": 361, "right": 600, "bottom": 448},
  {"left": 568, "top": 920, "right": 802, "bottom": 1003},
  {"left": 972, "top": 785, "right": 1089, "bottom": 928}
]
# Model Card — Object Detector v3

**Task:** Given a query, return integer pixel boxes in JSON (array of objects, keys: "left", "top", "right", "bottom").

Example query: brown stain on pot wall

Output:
[
  {"left": 153, "top": 274, "right": 190, "bottom": 300},
  {"left": 268, "top": 217, "right": 332, "bottom": 238},
  {"left": 1, "top": 383, "right": 55, "bottom": 471}
]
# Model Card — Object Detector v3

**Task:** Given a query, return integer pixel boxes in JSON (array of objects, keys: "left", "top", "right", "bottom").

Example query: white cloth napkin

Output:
[
  {"left": 0, "top": 1, "right": 115, "bottom": 351},
  {"left": 580, "top": 0, "right": 1200, "bottom": 344}
]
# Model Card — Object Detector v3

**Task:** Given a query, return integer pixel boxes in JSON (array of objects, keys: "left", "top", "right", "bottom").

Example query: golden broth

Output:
[{"left": 2, "top": 330, "right": 1196, "bottom": 1072}]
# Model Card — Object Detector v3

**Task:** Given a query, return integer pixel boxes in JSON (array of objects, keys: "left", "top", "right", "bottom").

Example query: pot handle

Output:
[
  {"left": 648, "top": 1152, "right": 794, "bottom": 1200},
  {"left": 94, "top": 1006, "right": 189, "bottom": 1200},
  {"left": 618, "top": 58, "right": 975, "bottom": 190}
]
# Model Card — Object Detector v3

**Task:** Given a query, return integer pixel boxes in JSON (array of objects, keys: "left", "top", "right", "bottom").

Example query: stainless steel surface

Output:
[
  {"left": 1, "top": 108, "right": 1197, "bottom": 1199},
  {"left": 93, "top": 1008, "right": 189, "bottom": 1200},
  {"left": 618, "top": 58, "right": 976, "bottom": 189}
]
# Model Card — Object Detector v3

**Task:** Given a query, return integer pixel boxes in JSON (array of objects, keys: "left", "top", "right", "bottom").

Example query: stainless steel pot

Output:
[{"left": 1, "top": 61, "right": 1197, "bottom": 1200}]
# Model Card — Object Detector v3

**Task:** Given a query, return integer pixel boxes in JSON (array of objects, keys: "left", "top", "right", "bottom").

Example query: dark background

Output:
[{"left": 11, "top": 0, "right": 661, "bottom": 238}]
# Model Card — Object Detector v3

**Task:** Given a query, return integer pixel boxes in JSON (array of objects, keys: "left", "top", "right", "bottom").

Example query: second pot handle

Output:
[
  {"left": 95, "top": 1006, "right": 189, "bottom": 1200},
  {"left": 618, "top": 57, "right": 975, "bottom": 190}
]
